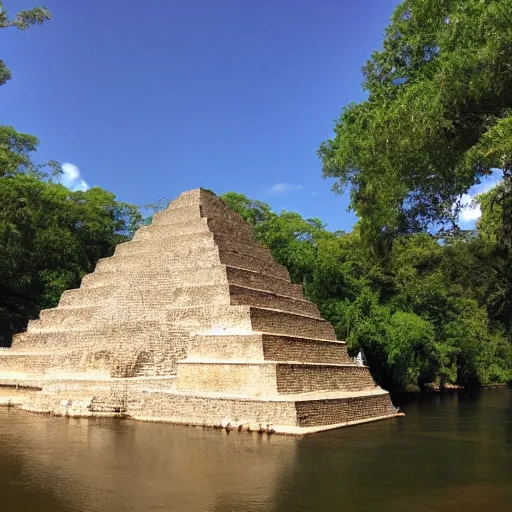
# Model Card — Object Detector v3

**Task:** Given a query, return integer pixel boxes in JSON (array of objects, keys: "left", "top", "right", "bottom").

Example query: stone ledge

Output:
[
  {"left": 272, "top": 413, "right": 405, "bottom": 435},
  {"left": 180, "top": 360, "right": 362, "bottom": 367}
]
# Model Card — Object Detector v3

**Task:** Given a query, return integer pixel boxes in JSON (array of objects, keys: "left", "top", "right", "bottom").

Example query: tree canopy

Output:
[
  {"left": 0, "top": 174, "right": 141, "bottom": 343},
  {"left": 0, "top": 123, "right": 142, "bottom": 344},
  {"left": 0, "top": 1, "right": 51, "bottom": 86},
  {"left": 319, "top": 0, "right": 512, "bottom": 248}
]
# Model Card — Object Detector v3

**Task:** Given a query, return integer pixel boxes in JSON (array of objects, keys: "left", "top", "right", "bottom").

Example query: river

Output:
[{"left": 0, "top": 387, "right": 510, "bottom": 512}]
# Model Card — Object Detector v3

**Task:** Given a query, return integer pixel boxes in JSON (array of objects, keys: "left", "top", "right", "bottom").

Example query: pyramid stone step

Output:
[
  {"left": 134, "top": 225, "right": 266, "bottom": 260},
  {"left": 213, "top": 234, "right": 272, "bottom": 260},
  {"left": 92, "top": 304, "right": 249, "bottom": 332},
  {"left": 177, "top": 361, "right": 278, "bottom": 395},
  {"left": 13, "top": 329, "right": 97, "bottom": 350},
  {"left": 206, "top": 217, "right": 254, "bottom": 244},
  {"left": 34, "top": 305, "right": 98, "bottom": 330},
  {"left": 22, "top": 325, "right": 89, "bottom": 342},
  {"left": 59, "top": 285, "right": 112, "bottom": 307},
  {"left": 188, "top": 333, "right": 349, "bottom": 364},
  {"left": 145, "top": 217, "right": 210, "bottom": 236},
  {"left": 167, "top": 305, "right": 253, "bottom": 333},
  {"left": 220, "top": 252, "right": 290, "bottom": 281},
  {"left": 80, "top": 270, "right": 116, "bottom": 289},
  {"left": 112, "top": 283, "right": 231, "bottom": 309},
  {"left": 115, "top": 236, "right": 273, "bottom": 264},
  {"left": 127, "top": 388, "right": 395, "bottom": 433},
  {"left": 163, "top": 196, "right": 193, "bottom": 210},
  {"left": 295, "top": 390, "right": 397, "bottom": 429},
  {"left": 16, "top": 322, "right": 186, "bottom": 351},
  {"left": 96, "top": 247, "right": 221, "bottom": 271},
  {"left": 80, "top": 265, "right": 230, "bottom": 290},
  {"left": 133, "top": 226, "right": 212, "bottom": 243},
  {"left": 114, "top": 236, "right": 217, "bottom": 258},
  {"left": 0, "top": 353, "right": 55, "bottom": 375},
  {"left": 112, "top": 240, "right": 219, "bottom": 263},
  {"left": 249, "top": 307, "right": 336, "bottom": 340},
  {"left": 160, "top": 190, "right": 204, "bottom": 210},
  {"left": 25, "top": 319, "right": 41, "bottom": 331},
  {"left": 83, "top": 263, "right": 299, "bottom": 295},
  {"left": 188, "top": 333, "right": 265, "bottom": 360},
  {"left": 95, "top": 252, "right": 289, "bottom": 282},
  {"left": 262, "top": 334, "right": 349, "bottom": 363},
  {"left": 177, "top": 361, "right": 376, "bottom": 395},
  {"left": 275, "top": 363, "right": 376, "bottom": 394},
  {"left": 230, "top": 285, "right": 321, "bottom": 317},
  {"left": 150, "top": 205, "right": 200, "bottom": 225},
  {"left": 226, "top": 266, "right": 304, "bottom": 299}
]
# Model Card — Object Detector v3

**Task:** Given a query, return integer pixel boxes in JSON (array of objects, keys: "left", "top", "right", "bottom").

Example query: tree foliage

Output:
[
  {"left": 319, "top": 0, "right": 512, "bottom": 248},
  {"left": 0, "top": 174, "right": 141, "bottom": 343},
  {"left": 0, "top": 1, "right": 51, "bottom": 86}
]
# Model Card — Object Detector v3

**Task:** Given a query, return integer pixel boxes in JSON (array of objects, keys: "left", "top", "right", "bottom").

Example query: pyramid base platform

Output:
[{"left": 0, "top": 377, "right": 403, "bottom": 435}]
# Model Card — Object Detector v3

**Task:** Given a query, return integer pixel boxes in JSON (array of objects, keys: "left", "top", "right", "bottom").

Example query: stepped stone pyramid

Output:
[{"left": 0, "top": 188, "right": 400, "bottom": 434}]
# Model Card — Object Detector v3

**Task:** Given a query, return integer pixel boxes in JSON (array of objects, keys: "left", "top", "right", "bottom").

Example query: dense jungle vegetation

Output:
[{"left": 1, "top": 0, "right": 511, "bottom": 390}]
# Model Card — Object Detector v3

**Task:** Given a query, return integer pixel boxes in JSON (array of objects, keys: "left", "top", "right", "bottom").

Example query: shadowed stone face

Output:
[{"left": 0, "top": 188, "right": 400, "bottom": 434}]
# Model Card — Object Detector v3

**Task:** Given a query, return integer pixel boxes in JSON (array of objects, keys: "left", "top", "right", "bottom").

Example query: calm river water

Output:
[{"left": 0, "top": 387, "right": 510, "bottom": 512}]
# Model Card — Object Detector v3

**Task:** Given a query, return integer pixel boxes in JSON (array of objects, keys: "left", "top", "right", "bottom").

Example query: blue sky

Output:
[
  {"left": 4, "top": 0, "right": 499, "bottom": 233},
  {"left": 1, "top": 0, "right": 404, "bottom": 232}
]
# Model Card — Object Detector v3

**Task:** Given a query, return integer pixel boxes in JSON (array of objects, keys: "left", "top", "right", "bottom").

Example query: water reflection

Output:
[
  {"left": 0, "top": 388, "right": 510, "bottom": 512},
  {"left": 0, "top": 411, "right": 299, "bottom": 512}
]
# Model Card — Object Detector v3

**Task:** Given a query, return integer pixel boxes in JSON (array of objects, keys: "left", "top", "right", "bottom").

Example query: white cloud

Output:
[
  {"left": 457, "top": 174, "right": 502, "bottom": 225},
  {"left": 268, "top": 183, "right": 303, "bottom": 195},
  {"left": 74, "top": 179, "right": 89, "bottom": 192},
  {"left": 59, "top": 162, "right": 90, "bottom": 191},
  {"left": 310, "top": 192, "right": 318, "bottom": 196},
  {"left": 460, "top": 206, "right": 482, "bottom": 222},
  {"left": 458, "top": 193, "right": 481, "bottom": 223}
]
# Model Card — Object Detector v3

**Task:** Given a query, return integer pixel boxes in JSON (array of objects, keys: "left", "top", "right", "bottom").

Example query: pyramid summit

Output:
[{"left": 0, "top": 188, "right": 401, "bottom": 434}]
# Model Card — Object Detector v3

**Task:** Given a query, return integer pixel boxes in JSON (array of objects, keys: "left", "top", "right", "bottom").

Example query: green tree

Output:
[
  {"left": 385, "top": 311, "right": 438, "bottom": 390},
  {"left": 319, "top": 0, "right": 512, "bottom": 248},
  {"left": 0, "top": 1, "right": 51, "bottom": 86},
  {"left": 0, "top": 126, "right": 60, "bottom": 178},
  {"left": 473, "top": 190, "right": 512, "bottom": 332},
  {"left": 0, "top": 174, "right": 141, "bottom": 345}
]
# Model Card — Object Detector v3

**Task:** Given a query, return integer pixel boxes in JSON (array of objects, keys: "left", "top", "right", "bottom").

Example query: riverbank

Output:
[{"left": 392, "top": 381, "right": 510, "bottom": 394}]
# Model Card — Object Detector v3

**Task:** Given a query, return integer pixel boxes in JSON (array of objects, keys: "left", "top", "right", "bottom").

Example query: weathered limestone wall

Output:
[
  {"left": 295, "top": 393, "right": 396, "bottom": 427},
  {"left": 129, "top": 390, "right": 299, "bottom": 428},
  {"left": 275, "top": 364, "right": 377, "bottom": 394},
  {"left": 177, "top": 363, "right": 279, "bottom": 395},
  {"left": 5, "top": 328, "right": 189, "bottom": 379},
  {"left": 261, "top": 335, "right": 352, "bottom": 364}
]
